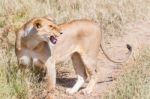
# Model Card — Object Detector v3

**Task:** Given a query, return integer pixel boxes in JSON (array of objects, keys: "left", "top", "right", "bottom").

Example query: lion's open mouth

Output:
[{"left": 50, "top": 35, "right": 57, "bottom": 44}]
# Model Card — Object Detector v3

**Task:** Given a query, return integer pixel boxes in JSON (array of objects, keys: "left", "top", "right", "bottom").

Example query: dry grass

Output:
[
  {"left": 105, "top": 49, "right": 150, "bottom": 99},
  {"left": 0, "top": 0, "right": 150, "bottom": 99}
]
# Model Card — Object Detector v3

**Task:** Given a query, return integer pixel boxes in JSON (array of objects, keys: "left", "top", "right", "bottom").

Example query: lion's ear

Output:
[{"left": 33, "top": 19, "right": 42, "bottom": 29}]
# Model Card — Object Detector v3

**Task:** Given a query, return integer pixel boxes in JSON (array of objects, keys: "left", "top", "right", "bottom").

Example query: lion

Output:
[{"left": 15, "top": 16, "right": 132, "bottom": 98}]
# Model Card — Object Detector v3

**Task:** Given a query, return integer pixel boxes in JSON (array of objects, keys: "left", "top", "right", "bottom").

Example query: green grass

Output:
[{"left": 0, "top": 48, "right": 27, "bottom": 99}]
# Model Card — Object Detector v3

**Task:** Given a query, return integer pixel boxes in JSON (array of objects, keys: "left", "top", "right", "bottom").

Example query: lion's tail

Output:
[{"left": 100, "top": 43, "right": 132, "bottom": 63}]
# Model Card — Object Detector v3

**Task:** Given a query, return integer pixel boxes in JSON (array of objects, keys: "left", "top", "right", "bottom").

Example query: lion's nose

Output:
[{"left": 60, "top": 32, "right": 63, "bottom": 34}]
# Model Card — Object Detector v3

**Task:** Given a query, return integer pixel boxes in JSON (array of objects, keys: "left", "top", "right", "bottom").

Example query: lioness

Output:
[{"left": 15, "top": 17, "right": 132, "bottom": 97}]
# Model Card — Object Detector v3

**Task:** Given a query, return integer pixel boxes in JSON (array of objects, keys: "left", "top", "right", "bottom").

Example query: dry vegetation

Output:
[
  {"left": 0, "top": 0, "right": 150, "bottom": 99},
  {"left": 104, "top": 49, "right": 150, "bottom": 99}
]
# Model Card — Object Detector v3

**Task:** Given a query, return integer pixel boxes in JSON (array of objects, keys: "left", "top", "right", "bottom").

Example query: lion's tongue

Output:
[{"left": 50, "top": 36, "right": 57, "bottom": 44}]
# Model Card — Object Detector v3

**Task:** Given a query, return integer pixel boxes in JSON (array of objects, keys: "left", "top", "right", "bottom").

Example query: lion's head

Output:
[{"left": 16, "top": 16, "right": 62, "bottom": 50}]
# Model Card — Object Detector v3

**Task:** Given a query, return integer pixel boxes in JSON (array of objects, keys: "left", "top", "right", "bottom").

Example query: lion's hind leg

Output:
[
  {"left": 80, "top": 54, "right": 98, "bottom": 95},
  {"left": 66, "top": 52, "right": 87, "bottom": 94}
]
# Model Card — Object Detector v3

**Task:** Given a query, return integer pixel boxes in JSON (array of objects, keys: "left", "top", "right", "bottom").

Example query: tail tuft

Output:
[{"left": 126, "top": 44, "right": 132, "bottom": 51}]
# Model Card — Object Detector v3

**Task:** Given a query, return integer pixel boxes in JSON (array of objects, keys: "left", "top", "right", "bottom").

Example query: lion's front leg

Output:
[{"left": 45, "top": 57, "right": 56, "bottom": 99}]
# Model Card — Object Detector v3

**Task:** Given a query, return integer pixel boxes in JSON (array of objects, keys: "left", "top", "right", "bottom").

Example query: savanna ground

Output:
[{"left": 0, "top": 0, "right": 150, "bottom": 99}]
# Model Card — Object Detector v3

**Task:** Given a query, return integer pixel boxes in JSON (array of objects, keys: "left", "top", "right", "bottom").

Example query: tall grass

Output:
[
  {"left": 0, "top": 0, "right": 150, "bottom": 98},
  {"left": 0, "top": 48, "right": 27, "bottom": 99},
  {"left": 105, "top": 49, "right": 150, "bottom": 99}
]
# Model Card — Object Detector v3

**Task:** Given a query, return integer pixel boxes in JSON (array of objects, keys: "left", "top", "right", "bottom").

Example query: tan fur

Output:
[{"left": 15, "top": 17, "right": 132, "bottom": 98}]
